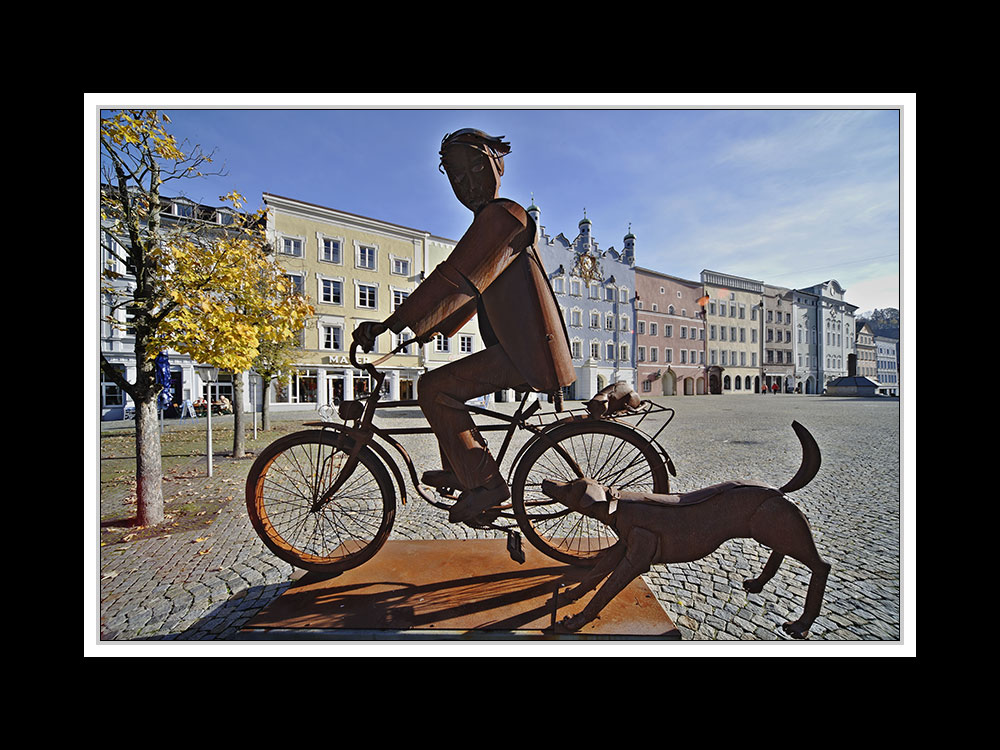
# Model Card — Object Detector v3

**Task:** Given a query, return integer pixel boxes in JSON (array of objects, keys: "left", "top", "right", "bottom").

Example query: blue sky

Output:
[{"left": 93, "top": 95, "right": 909, "bottom": 315}]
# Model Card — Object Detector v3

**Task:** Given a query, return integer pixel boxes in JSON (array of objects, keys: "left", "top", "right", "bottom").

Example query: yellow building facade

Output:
[
  {"left": 701, "top": 269, "right": 764, "bottom": 394},
  {"left": 263, "top": 193, "right": 428, "bottom": 407}
]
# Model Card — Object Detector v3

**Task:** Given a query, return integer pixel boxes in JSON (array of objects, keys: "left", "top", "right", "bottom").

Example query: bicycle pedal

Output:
[{"left": 506, "top": 531, "right": 525, "bottom": 565}]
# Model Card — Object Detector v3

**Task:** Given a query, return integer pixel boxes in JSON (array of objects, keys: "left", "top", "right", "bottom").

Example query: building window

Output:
[
  {"left": 356, "top": 245, "right": 377, "bottom": 270},
  {"left": 606, "top": 314, "right": 614, "bottom": 330},
  {"left": 435, "top": 334, "right": 450, "bottom": 353},
  {"left": 571, "top": 309, "right": 582, "bottom": 327},
  {"left": 391, "top": 257, "right": 410, "bottom": 276},
  {"left": 591, "top": 342, "right": 601, "bottom": 359},
  {"left": 273, "top": 369, "right": 318, "bottom": 404},
  {"left": 460, "top": 334, "right": 474, "bottom": 353},
  {"left": 620, "top": 344, "right": 629, "bottom": 360},
  {"left": 357, "top": 283, "right": 377, "bottom": 309},
  {"left": 281, "top": 237, "right": 303, "bottom": 257},
  {"left": 321, "top": 238, "right": 342, "bottom": 264},
  {"left": 286, "top": 274, "right": 304, "bottom": 296},
  {"left": 606, "top": 342, "right": 615, "bottom": 360},
  {"left": 321, "top": 325, "right": 343, "bottom": 351},
  {"left": 321, "top": 279, "right": 342, "bottom": 305},
  {"left": 637, "top": 320, "right": 645, "bottom": 334},
  {"left": 665, "top": 325, "right": 672, "bottom": 338},
  {"left": 650, "top": 347, "right": 658, "bottom": 362},
  {"left": 392, "top": 289, "right": 409, "bottom": 311},
  {"left": 664, "top": 348, "right": 672, "bottom": 363},
  {"left": 637, "top": 346, "right": 646, "bottom": 362},
  {"left": 553, "top": 277, "right": 564, "bottom": 293},
  {"left": 650, "top": 322, "right": 658, "bottom": 336},
  {"left": 571, "top": 340, "right": 582, "bottom": 358},
  {"left": 102, "top": 364, "right": 127, "bottom": 407},
  {"left": 396, "top": 331, "right": 414, "bottom": 354},
  {"left": 571, "top": 280, "right": 581, "bottom": 296}
]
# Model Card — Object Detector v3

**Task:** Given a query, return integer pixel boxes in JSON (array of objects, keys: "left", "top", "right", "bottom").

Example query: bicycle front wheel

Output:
[
  {"left": 246, "top": 430, "right": 396, "bottom": 573},
  {"left": 511, "top": 421, "right": 669, "bottom": 566}
]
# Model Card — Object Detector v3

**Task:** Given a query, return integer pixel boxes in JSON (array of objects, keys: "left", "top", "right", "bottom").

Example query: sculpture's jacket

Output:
[{"left": 385, "top": 198, "right": 575, "bottom": 392}]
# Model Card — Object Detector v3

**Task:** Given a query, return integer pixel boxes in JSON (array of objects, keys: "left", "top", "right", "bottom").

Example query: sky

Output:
[{"left": 92, "top": 95, "right": 911, "bottom": 316}]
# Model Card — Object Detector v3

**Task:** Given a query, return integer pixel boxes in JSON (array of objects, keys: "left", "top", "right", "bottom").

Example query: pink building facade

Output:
[{"left": 634, "top": 268, "right": 707, "bottom": 396}]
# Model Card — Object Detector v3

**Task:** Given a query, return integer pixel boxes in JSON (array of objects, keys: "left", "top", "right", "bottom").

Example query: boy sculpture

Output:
[{"left": 353, "top": 129, "right": 575, "bottom": 525}]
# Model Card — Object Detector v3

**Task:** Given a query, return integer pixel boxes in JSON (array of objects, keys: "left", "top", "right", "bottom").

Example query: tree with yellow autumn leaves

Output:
[{"left": 100, "top": 110, "right": 312, "bottom": 527}]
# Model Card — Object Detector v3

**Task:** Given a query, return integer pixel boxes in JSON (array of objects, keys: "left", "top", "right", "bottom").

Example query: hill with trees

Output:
[{"left": 857, "top": 307, "right": 900, "bottom": 339}]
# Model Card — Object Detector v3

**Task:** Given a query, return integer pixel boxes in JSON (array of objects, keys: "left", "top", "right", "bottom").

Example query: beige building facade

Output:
[
  {"left": 263, "top": 193, "right": 428, "bottom": 408},
  {"left": 701, "top": 269, "right": 764, "bottom": 394},
  {"left": 855, "top": 322, "right": 877, "bottom": 380},
  {"left": 421, "top": 236, "right": 484, "bottom": 371}
]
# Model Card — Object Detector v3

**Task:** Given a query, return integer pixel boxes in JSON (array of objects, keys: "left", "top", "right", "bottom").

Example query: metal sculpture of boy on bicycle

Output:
[{"left": 353, "top": 129, "right": 576, "bottom": 526}]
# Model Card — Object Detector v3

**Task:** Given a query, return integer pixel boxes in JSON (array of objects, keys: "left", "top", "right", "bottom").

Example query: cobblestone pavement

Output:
[{"left": 91, "top": 394, "right": 908, "bottom": 650}]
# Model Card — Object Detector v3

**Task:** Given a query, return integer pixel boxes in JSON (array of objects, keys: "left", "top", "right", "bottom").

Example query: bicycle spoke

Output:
[
  {"left": 248, "top": 432, "right": 395, "bottom": 570},
  {"left": 513, "top": 422, "right": 669, "bottom": 565}
]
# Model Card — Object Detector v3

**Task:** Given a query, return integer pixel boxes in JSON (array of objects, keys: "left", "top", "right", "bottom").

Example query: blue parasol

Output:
[{"left": 155, "top": 352, "right": 173, "bottom": 410}]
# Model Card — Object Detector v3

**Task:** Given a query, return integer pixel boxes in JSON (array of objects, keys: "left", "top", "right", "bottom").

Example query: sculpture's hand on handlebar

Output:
[{"left": 352, "top": 321, "right": 388, "bottom": 353}]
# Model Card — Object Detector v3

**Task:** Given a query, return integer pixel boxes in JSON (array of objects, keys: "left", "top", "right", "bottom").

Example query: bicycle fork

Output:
[{"left": 312, "top": 428, "right": 370, "bottom": 512}]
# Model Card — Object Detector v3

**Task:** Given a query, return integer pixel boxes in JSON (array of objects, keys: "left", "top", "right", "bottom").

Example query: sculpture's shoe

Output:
[
  {"left": 422, "top": 470, "right": 464, "bottom": 490},
  {"left": 449, "top": 484, "right": 510, "bottom": 524}
]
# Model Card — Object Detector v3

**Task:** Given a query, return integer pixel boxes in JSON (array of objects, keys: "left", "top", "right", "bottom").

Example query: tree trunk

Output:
[
  {"left": 135, "top": 396, "right": 164, "bottom": 527},
  {"left": 262, "top": 378, "right": 272, "bottom": 431},
  {"left": 232, "top": 371, "right": 245, "bottom": 457}
]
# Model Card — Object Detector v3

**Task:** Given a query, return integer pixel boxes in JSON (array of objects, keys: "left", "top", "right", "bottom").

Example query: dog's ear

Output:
[{"left": 579, "top": 481, "right": 608, "bottom": 510}]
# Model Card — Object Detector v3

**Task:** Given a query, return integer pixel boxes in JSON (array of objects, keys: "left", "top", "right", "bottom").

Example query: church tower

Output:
[{"left": 623, "top": 224, "right": 636, "bottom": 266}]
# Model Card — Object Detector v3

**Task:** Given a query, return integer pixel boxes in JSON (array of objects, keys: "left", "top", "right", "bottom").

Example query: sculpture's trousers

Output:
[{"left": 417, "top": 344, "right": 527, "bottom": 492}]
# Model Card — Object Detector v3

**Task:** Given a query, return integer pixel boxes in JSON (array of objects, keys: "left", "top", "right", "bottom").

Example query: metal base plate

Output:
[{"left": 239, "top": 539, "right": 679, "bottom": 640}]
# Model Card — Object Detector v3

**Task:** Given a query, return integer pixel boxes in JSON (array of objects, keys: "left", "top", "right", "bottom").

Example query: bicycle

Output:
[{"left": 245, "top": 342, "right": 678, "bottom": 575}]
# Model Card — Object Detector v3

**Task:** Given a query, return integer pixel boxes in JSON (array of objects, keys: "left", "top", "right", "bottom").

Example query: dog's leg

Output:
[
  {"left": 782, "top": 556, "right": 831, "bottom": 639},
  {"left": 558, "top": 527, "right": 657, "bottom": 632},
  {"left": 750, "top": 496, "right": 831, "bottom": 639},
  {"left": 558, "top": 543, "right": 626, "bottom": 605},
  {"left": 742, "top": 550, "right": 785, "bottom": 594}
]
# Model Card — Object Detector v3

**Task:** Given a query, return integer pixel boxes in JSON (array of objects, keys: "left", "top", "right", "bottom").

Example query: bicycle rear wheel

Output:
[
  {"left": 511, "top": 421, "right": 669, "bottom": 566},
  {"left": 246, "top": 430, "right": 395, "bottom": 573}
]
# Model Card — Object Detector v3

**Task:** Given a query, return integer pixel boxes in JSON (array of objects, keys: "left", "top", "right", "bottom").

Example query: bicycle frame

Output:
[{"left": 302, "top": 343, "right": 677, "bottom": 521}]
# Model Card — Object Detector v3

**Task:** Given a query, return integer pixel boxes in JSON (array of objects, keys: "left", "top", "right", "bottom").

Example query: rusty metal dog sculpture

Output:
[{"left": 542, "top": 421, "right": 830, "bottom": 639}]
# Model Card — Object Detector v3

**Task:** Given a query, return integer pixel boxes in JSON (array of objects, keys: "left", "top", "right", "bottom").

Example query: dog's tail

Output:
[{"left": 779, "top": 421, "right": 822, "bottom": 494}]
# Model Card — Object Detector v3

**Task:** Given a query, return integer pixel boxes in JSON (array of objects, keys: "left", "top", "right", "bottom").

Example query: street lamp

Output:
[
  {"left": 249, "top": 368, "right": 259, "bottom": 440},
  {"left": 194, "top": 365, "right": 219, "bottom": 477}
]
